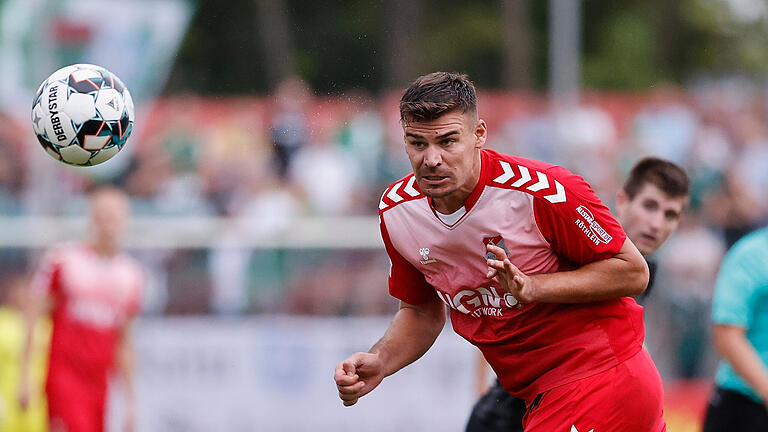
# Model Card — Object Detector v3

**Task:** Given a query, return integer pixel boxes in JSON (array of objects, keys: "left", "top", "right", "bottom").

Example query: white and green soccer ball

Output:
[{"left": 31, "top": 63, "right": 134, "bottom": 166}]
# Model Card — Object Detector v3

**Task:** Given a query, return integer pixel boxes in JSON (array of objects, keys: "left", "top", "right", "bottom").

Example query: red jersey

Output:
[
  {"left": 31, "top": 243, "right": 144, "bottom": 394},
  {"left": 379, "top": 149, "right": 644, "bottom": 401}
]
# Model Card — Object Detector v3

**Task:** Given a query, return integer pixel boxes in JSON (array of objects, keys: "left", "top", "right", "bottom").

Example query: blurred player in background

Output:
[
  {"left": 702, "top": 226, "right": 768, "bottom": 431},
  {"left": 466, "top": 156, "right": 690, "bottom": 432},
  {"left": 19, "top": 186, "right": 144, "bottom": 432},
  {"left": 0, "top": 276, "right": 49, "bottom": 432},
  {"left": 334, "top": 72, "right": 666, "bottom": 431}
]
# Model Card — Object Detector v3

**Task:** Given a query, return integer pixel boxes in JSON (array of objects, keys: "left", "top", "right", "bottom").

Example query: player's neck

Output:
[{"left": 90, "top": 240, "right": 119, "bottom": 257}]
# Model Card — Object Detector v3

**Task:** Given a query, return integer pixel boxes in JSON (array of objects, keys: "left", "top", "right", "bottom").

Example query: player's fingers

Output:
[
  {"left": 335, "top": 373, "right": 360, "bottom": 386},
  {"left": 486, "top": 243, "right": 508, "bottom": 260},
  {"left": 504, "top": 259, "right": 524, "bottom": 274},
  {"left": 503, "top": 259, "right": 518, "bottom": 277},
  {"left": 338, "top": 380, "right": 365, "bottom": 395},
  {"left": 486, "top": 258, "right": 505, "bottom": 272},
  {"left": 334, "top": 363, "right": 352, "bottom": 380},
  {"left": 486, "top": 267, "right": 498, "bottom": 278}
]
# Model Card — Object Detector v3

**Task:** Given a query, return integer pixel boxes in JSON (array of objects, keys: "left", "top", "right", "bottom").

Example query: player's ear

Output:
[
  {"left": 474, "top": 119, "right": 487, "bottom": 149},
  {"left": 616, "top": 189, "right": 630, "bottom": 213}
]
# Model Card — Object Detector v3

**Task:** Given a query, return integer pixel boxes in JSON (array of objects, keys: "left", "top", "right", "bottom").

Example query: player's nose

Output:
[{"left": 423, "top": 145, "right": 442, "bottom": 167}]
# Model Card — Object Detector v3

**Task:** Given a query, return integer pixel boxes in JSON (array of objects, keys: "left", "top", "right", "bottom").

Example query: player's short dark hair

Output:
[
  {"left": 623, "top": 157, "right": 690, "bottom": 200},
  {"left": 400, "top": 72, "right": 477, "bottom": 123}
]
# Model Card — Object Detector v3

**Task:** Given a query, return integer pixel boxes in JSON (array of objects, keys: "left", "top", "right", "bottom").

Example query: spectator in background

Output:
[
  {"left": 19, "top": 186, "right": 144, "bottom": 432},
  {"left": 0, "top": 276, "right": 49, "bottom": 432},
  {"left": 0, "top": 113, "right": 26, "bottom": 215},
  {"left": 702, "top": 225, "right": 768, "bottom": 431},
  {"left": 270, "top": 76, "right": 311, "bottom": 179}
]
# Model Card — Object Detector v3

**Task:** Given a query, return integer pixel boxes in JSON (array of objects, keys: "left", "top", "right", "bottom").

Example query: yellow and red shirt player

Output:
[{"left": 20, "top": 187, "right": 143, "bottom": 432}]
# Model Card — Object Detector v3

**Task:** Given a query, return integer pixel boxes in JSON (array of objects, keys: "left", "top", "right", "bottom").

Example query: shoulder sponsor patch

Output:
[{"left": 574, "top": 205, "right": 613, "bottom": 245}]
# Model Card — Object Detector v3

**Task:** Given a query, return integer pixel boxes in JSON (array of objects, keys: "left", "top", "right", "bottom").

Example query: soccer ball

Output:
[{"left": 31, "top": 64, "right": 134, "bottom": 166}]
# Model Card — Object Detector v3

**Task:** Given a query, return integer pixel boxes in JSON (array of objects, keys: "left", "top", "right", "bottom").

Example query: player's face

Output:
[
  {"left": 90, "top": 191, "right": 130, "bottom": 246},
  {"left": 403, "top": 110, "right": 487, "bottom": 213},
  {"left": 617, "top": 183, "right": 687, "bottom": 257}
]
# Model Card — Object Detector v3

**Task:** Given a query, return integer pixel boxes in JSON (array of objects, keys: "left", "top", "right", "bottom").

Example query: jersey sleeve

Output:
[
  {"left": 380, "top": 216, "right": 436, "bottom": 305},
  {"left": 29, "top": 248, "right": 64, "bottom": 298},
  {"left": 533, "top": 165, "right": 627, "bottom": 265},
  {"left": 711, "top": 243, "right": 764, "bottom": 328}
]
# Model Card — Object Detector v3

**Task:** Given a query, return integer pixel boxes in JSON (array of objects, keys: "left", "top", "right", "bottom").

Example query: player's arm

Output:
[
  {"left": 18, "top": 284, "right": 52, "bottom": 410},
  {"left": 710, "top": 246, "right": 768, "bottom": 409},
  {"left": 488, "top": 165, "right": 648, "bottom": 303},
  {"left": 334, "top": 295, "right": 445, "bottom": 406},
  {"left": 712, "top": 324, "right": 768, "bottom": 409},
  {"left": 487, "top": 237, "right": 648, "bottom": 303},
  {"left": 118, "top": 319, "right": 137, "bottom": 431}
]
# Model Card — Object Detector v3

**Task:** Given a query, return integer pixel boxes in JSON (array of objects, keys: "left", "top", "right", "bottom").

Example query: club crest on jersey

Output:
[
  {"left": 419, "top": 247, "right": 437, "bottom": 264},
  {"left": 574, "top": 205, "right": 613, "bottom": 245},
  {"left": 483, "top": 235, "right": 509, "bottom": 260}
]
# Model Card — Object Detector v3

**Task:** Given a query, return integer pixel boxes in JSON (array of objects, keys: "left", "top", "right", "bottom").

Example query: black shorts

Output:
[
  {"left": 702, "top": 385, "right": 768, "bottom": 432},
  {"left": 465, "top": 379, "right": 526, "bottom": 432}
]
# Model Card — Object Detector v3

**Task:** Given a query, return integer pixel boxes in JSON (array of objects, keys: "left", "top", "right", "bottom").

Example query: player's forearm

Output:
[
  {"left": 19, "top": 316, "right": 35, "bottom": 382},
  {"left": 531, "top": 239, "right": 648, "bottom": 303},
  {"left": 714, "top": 325, "right": 768, "bottom": 400},
  {"left": 19, "top": 299, "right": 46, "bottom": 382},
  {"left": 370, "top": 298, "right": 446, "bottom": 377},
  {"left": 118, "top": 329, "right": 136, "bottom": 405}
]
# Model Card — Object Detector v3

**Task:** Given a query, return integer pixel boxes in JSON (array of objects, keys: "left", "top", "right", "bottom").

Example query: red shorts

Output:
[
  {"left": 46, "top": 367, "right": 107, "bottom": 432},
  {"left": 523, "top": 348, "right": 666, "bottom": 432}
]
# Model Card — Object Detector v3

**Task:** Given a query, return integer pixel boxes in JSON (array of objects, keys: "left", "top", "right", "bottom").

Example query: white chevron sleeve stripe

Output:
[
  {"left": 543, "top": 180, "right": 566, "bottom": 203},
  {"left": 527, "top": 171, "right": 550, "bottom": 192},
  {"left": 510, "top": 165, "right": 532, "bottom": 187},
  {"left": 403, "top": 176, "right": 420, "bottom": 196},
  {"left": 386, "top": 181, "right": 405, "bottom": 203},
  {"left": 493, "top": 161, "right": 514, "bottom": 184}
]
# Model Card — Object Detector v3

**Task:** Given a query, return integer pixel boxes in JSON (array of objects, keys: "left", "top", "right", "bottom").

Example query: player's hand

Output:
[
  {"left": 334, "top": 352, "right": 385, "bottom": 406},
  {"left": 486, "top": 243, "right": 537, "bottom": 303},
  {"left": 123, "top": 400, "right": 136, "bottom": 432},
  {"left": 18, "top": 377, "right": 30, "bottom": 411}
]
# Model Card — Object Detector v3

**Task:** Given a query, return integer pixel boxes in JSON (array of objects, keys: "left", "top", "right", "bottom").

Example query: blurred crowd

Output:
[{"left": 2, "top": 78, "right": 768, "bottom": 380}]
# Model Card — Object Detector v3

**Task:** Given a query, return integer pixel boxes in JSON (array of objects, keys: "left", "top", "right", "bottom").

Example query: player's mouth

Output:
[
  {"left": 640, "top": 233, "right": 658, "bottom": 245},
  {"left": 421, "top": 175, "right": 449, "bottom": 186}
]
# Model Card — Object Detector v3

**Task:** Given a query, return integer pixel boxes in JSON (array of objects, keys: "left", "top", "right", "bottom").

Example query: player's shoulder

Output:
[
  {"left": 115, "top": 251, "right": 144, "bottom": 276},
  {"left": 378, "top": 172, "right": 425, "bottom": 214},
  {"left": 728, "top": 227, "right": 768, "bottom": 260},
  {"left": 482, "top": 149, "right": 575, "bottom": 204},
  {"left": 42, "top": 242, "right": 82, "bottom": 261}
]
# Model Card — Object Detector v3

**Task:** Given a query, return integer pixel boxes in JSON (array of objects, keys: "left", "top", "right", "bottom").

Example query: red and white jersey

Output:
[
  {"left": 31, "top": 243, "right": 143, "bottom": 388},
  {"left": 379, "top": 149, "right": 644, "bottom": 401}
]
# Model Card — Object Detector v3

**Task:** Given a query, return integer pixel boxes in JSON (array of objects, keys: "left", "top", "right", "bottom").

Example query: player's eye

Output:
[
  {"left": 441, "top": 138, "right": 455, "bottom": 146},
  {"left": 642, "top": 200, "right": 658, "bottom": 211}
]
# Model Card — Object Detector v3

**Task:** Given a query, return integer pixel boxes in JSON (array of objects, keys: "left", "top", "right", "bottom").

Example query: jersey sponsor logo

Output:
[
  {"left": 69, "top": 298, "right": 120, "bottom": 328},
  {"left": 574, "top": 205, "right": 613, "bottom": 245},
  {"left": 483, "top": 235, "right": 509, "bottom": 260},
  {"left": 492, "top": 161, "right": 567, "bottom": 203},
  {"left": 435, "top": 285, "right": 519, "bottom": 318},
  {"left": 419, "top": 247, "right": 437, "bottom": 264}
]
